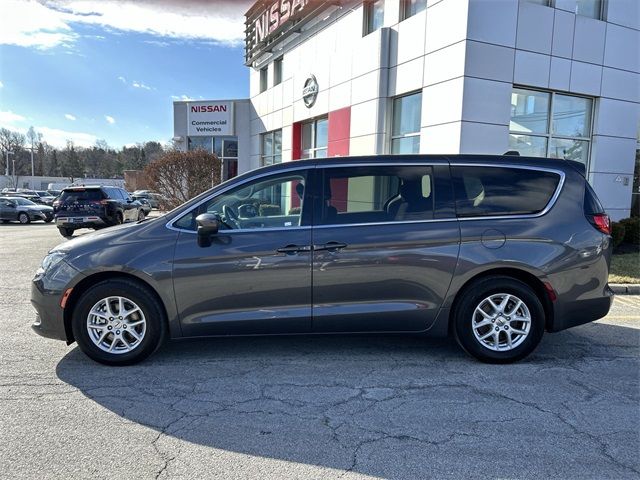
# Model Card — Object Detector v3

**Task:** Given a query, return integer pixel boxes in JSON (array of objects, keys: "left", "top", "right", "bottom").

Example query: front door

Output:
[
  {"left": 311, "top": 163, "right": 460, "bottom": 333},
  {"left": 172, "top": 169, "right": 314, "bottom": 336}
]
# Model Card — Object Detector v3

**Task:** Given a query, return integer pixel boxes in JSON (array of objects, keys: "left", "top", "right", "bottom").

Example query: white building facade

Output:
[{"left": 176, "top": 0, "right": 640, "bottom": 219}]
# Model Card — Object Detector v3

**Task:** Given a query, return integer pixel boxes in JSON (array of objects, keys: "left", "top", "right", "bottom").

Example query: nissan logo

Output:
[{"left": 302, "top": 74, "right": 318, "bottom": 108}]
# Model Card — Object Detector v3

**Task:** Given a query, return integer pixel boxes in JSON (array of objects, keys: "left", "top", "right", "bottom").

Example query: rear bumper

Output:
[
  {"left": 549, "top": 285, "right": 614, "bottom": 332},
  {"left": 55, "top": 216, "right": 107, "bottom": 229}
]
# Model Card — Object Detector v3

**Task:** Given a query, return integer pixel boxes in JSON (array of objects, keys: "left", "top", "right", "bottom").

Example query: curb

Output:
[{"left": 610, "top": 284, "right": 640, "bottom": 295}]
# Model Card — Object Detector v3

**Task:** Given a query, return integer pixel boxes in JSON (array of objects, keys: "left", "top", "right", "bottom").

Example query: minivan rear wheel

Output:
[
  {"left": 71, "top": 279, "right": 166, "bottom": 365},
  {"left": 453, "top": 276, "right": 545, "bottom": 363}
]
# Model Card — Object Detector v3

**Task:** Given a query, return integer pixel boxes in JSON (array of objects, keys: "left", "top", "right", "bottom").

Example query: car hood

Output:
[{"left": 51, "top": 217, "right": 165, "bottom": 255}]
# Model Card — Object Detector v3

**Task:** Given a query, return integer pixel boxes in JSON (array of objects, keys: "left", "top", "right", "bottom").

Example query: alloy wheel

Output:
[
  {"left": 471, "top": 293, "right": 531, "bottom": 352},
  {"left": 86, "top": 296, "right": 147, "bottom": 354}
]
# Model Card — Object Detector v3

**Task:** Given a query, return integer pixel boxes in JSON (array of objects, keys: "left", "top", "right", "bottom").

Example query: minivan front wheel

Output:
[
  {"left": 453, "top": 276, "right": 545, "bottom": 363},
  {"left": 71, "top": 279, "right": 166, "bottom": 365}
]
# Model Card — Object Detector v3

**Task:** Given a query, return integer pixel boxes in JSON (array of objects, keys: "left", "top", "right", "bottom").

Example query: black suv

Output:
[{"left": 53, "top": 185, "right": 145, "bottom": 237}]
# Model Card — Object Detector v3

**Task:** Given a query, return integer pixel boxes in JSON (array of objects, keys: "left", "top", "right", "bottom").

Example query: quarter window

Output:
[
  {"left": 261, "top": 130, "right": 282, "bottom": 166},
  {"left": 301, "top": 117, "right": 328, "bottom": 159},
  {"left": 509, "top": 88, "right": 593, "bottom": 167},
  {"left": 363, "top": 0, "right": 384, "bottom": 36},
  {"left": 451, "top": 166, "right": 561, "bottom": 217},
  {"left": 391, "top": 92, "right": 422, "bottom": 154},
  {"left": 173, "top": 172, "right": 308, "bottom": 232},
  {"left": 320, "top": 166, "right": 434, "bottom": 225}
]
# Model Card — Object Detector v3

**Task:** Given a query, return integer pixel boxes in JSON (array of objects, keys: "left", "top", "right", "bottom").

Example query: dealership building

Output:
[{"left": 174, "top": 0, "right": 640, "bottom": 219}]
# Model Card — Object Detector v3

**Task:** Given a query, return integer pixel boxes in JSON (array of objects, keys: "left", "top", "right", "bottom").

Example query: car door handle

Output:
[
  {"left": 314, "top": 242, "right": 348, "bottom": 252},
  {"left": 276, "top": 244, "right": 311, "bottom": 255}
]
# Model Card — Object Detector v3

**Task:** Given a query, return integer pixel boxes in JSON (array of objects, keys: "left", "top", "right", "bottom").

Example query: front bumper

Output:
[{"left": 31, "top": 281, "right": 69, "bottom": 342}]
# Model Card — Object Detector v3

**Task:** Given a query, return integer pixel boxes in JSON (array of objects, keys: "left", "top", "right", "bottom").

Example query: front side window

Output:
[
  {"left": 301, "top": 117, "right": 328, "bottom": 159},
  {"left": 509, "top": 88, "right": 593, "bottom": 166},
  {"left": 261, "top": 130, "right": 282, "bottom": 166},
  {"left": 363, "top": 0, "right": 384, "bottom": 36},
  {"left": 401, "top": 0, "right": 426, "bottom": 20},
  {"left": 173, "top": 172, "right": 307, "bottom": 231},
  {"left": 451, "top": 166, "right": 561, "bottom": 217},
  {"left": 391, "top": 92, "right": 422, "bottom": 154},
  {"left": 320, "top": 165, "right": 434, "bottom": 225}
]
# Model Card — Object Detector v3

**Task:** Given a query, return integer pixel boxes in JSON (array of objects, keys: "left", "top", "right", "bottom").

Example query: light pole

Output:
[{"left": 5, "top": 151, "right": 14, "bottom": 176}]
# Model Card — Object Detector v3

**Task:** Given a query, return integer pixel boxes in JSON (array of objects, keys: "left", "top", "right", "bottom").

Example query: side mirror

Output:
[{"left": 196, "top": 213, "right": 219, "bottom": 247}]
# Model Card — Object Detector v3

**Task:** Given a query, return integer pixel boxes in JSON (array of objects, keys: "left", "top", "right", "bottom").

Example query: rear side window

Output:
[
  {"left": 60, "top": 189, "right": 105, "bottom": 203},
  {"left": 451, "top": 166, "right": 560, "bottom": 217},
  {"left": 583, "top": 182, "right": 604, "bottom": 214},
  {"left": 320, "top": 166, "right": 434, "bottom": 225}
]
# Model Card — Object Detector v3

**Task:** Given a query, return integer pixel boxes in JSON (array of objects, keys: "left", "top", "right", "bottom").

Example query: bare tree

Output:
[{"left": 144, "top": 150, "right": 221, "bottom": 210}]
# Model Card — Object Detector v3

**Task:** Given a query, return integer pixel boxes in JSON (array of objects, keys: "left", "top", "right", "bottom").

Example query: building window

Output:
[
  {"left": 188, "top": 136, "right": 238, "bottom": 180},
  {"left": 274, "top": 58, "right": 282, "bottom": 86},
  {"left": 524, "top": 0, "right": 550, "bottom": 5},
  {"left": 391, "top": 92, "right": 422, "bottom": 154},
  {"left": 259, "top": 67, "right": 268, "bottom": 93},
  {"left": 363, "top": 0, "right": 384, "bottom": 36},
  {"left": 261, "top": 130, "right": 282, "bottom": 166},
  {"left": 301, "top": 117, "right": 328, "bottom": 159},
  {"left": 400, "top": 0, "right": 426, "bottom": 21},
  {"left": 575, "top": 0, "right": 602, "bottom": 19},
  {"left": 509, "top": 88, "right": 593, "bottom": 167}
]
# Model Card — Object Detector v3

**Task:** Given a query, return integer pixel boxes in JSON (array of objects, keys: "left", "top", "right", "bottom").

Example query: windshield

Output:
[
  {"left": 13, "top": 197, "right": 37, "bottom": 206},
  {"left": 36, "top": 191, "right": 48, "bottom": 196}
]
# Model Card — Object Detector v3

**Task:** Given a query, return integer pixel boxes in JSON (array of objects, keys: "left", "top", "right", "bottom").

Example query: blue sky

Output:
[{"left": 0, "top": 0, "right": 251, "bottom": 149}]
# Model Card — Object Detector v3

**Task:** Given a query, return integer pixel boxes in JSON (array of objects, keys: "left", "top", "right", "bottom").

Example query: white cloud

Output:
[
  {"left": 0, "top": 0, "right": 250, "bottom": 50},
  {"left": 0, "top": 111, "right": 27, "bottom": 124},
  {"left": 37, "top": 127, "right": 97, "bottom": 148},
  {"left": 64, "top": 113, "right": 76, "bottom": 121},
  {"left": 117, "top": 76, "right": 127, "bottom": 83},
  {"left": 105, "top": 115, "right": 116, "bottom": 124},
  {"left": 132, "top": 81, "right": 153, "bottom": 90},
  {"left": 0, "top": 81, "right": 3, "bottom": 88},
  {"left": 171, "top": 94, "right": 195, "bottom": 101}
]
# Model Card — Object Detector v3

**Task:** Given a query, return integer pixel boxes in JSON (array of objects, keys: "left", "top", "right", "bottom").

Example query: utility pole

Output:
[
  {"left": 30, "top": 145, "right": 34, "bottom": 176},
  {"left": 5, "top": 151, "right": 14, "bottom": 176}
]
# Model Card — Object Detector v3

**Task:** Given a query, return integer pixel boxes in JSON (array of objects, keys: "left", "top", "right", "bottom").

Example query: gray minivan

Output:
[{"left": 32, "top": 155, "right": 613, "bottom": 365}]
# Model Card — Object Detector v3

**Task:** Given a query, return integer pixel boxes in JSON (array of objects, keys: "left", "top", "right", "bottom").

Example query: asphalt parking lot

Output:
[{"left": 1, "top": 222, "right": 638, "bottom": 479}]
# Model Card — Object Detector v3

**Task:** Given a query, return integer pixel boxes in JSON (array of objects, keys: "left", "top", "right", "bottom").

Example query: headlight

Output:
[{"left": 39, "top": 251, "right": 67, "bottom": 273}]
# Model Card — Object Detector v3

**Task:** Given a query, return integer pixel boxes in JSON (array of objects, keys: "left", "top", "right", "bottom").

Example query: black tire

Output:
[
  {"left": 1, "top": 220, "right": 9, "bottom": 224},
  {"left": 115, "top": 212, "right": 123, "bottom": 225},
  {"left": 453, "top": 276, "right": 545, "bottom": 364},
  {"left": 58, "top": 227, "right": 74, "bottom": 237},
  {"left": 137, "top": 210, "right": 145, "bottom": 221},
  {"left": 44, "top": 218, "right": 53, "bottom": 223},
  {"left": 71, "top": 279, "right": 167, "bottom": 366},
  {"left": 18, "top": 213, "right": 30, "bottom": 224}
]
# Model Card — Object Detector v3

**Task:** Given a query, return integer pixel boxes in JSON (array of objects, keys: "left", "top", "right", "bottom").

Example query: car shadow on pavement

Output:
[{"left": 56, "top": 324, "right": 640, "bottom": 478}]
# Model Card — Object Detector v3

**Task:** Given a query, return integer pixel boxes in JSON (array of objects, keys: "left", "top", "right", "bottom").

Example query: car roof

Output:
[{"left": 242, "top": 154, "right": 584, "bottom": 178}]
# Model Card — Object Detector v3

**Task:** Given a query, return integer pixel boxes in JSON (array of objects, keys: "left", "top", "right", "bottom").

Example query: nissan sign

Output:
[
  {"left": 302, "top": 75, "right": 319, "bottom": 108},
  {"left": 187, "top": 101, "right": 234, "bottom": 136}
]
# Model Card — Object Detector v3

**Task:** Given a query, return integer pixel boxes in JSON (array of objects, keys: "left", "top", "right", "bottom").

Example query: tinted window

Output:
[
  {"left": 60, "top": 189, "right": 105, "bottom": 203},
  {"left": 451, "top": 166, "right": 560, "bottom": 217},
  {"left": 583, "top": 182, "right": 604, "bottom": 214},
  {"left": 320, "top": 166, "right": 434, "bottom": 225},
  {"left": 174, "top": 172, "right": 308, "bottom": 231}
]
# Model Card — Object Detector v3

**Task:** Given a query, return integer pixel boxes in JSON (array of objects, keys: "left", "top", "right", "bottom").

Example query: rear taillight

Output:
[{"left": 589, "top": 213, "right": 611, "bottom": 235}]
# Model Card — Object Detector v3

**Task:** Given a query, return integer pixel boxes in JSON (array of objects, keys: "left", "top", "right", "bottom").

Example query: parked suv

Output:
[
  {"left": 53, "top": 185, "right": 144, "bottom": 237},
  {"left": 32, "top": 155, "right": 613, "bottom": 365}
]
